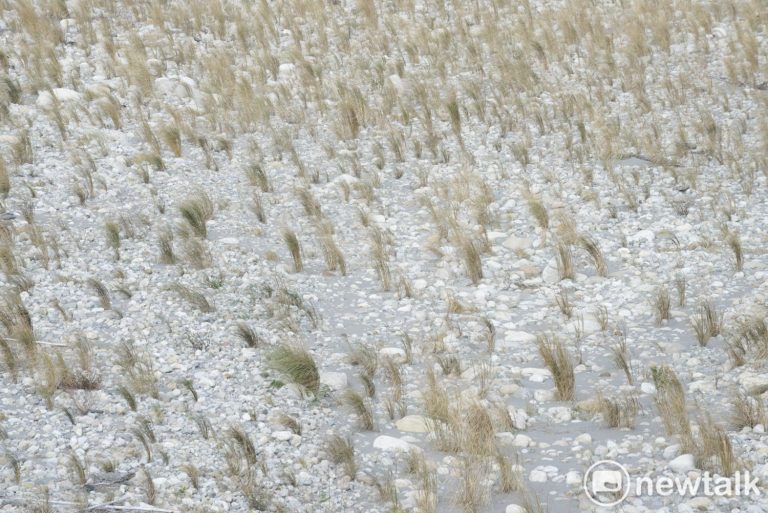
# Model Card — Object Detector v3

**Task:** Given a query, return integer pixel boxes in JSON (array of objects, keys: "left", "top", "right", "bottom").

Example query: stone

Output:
[
  {"left": 319, "top": 372, "right": 347, "bottom": 390},
  {"left": 506, "top": 506, "right": 527, "bottom": 513},
  {"left": 687, "top": 497, "right": 712, "bottom": 510},
  {"left": 529, "top": 469, "right": 547, "bottom": 482},
  {"left": 513, "top": 434, "right": 533, "bottom": 447},
  {"left": 669, "top": 453, "right": 695, "bottom": 473},
  {"left": 565, "top": 471, "right": 582, "bottom": 486},
  {"left": 396, "top": 415, "right": 430, "bottom": 433},
  {"left": 373, "top": 435, "right": 411, "bottom": 452}
]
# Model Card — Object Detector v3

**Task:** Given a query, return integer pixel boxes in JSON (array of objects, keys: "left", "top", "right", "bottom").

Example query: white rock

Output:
[
  {"left": 513, "top": 434, "right": 533, "bottom": 447},
  {"left": 640, "top": 382, "right": 657, "bottom": 394},
  {"left": 413, "top": 279, "right": 428, "bottom": 290},
  {"left": 663, "top": 444, "right": 680, "bottom": 459},
  {"left": 380, "top": 347, "right": 407, "bottom": 363},
  {"left": 373, "top": 435, "right": 412, "bottom": 452},
  {"left": 396, "top": 415, "right": 430, "bottom": 433},
  {"left": 271, "top": 430, "right": 293, "bottom": 441},
  {"left": 529, "top": 469, "right": 547, "bottom": 482},
  {"left": 319, "top": 371, "right": 347, "bottom": 390},
  {"left": 297, "top": 471, "right": 312, "bottom": 486},
  {"left": 628, "top": 229, "right": 655, "bottom": 244},
  {"left": 505, "top": 506, "right": 526, "bottom": 513},
  {"left": 669, "top": 453, "right": 695, "bottom": 473},
  {"left": 36, "top": 88, "right": 83, "bottom": 108},
  {"left": 565, "top": 471, "right": 582, "bottom": 486},
  {"left": 498, "top": 331, "right": 537, "bottom": 350},
  {"left": 687, "top": 497, "right": 712, "bottom": 510},
  {"left": 503, "top": 236, "right": 532, "bottom": 252},
  {"left": 547, "top": 406, "right": 572, "bottom": 423},
  {"left": 575, "top": 433, "right": 592, "bottom": 445}
]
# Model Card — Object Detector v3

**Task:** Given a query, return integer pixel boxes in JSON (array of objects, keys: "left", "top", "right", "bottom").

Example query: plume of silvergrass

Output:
[
  {"left": 267, "top": 344, "right": 319, "bottom": 394},
  {"left": 578, "top": 234, "right": 607, "bottom": 276},
  {"left": 326, "top": 434, "right": 357, "bottom": 479},
  {"left": 178, "top": 190, "right": 214, "bottom": 238},
  {"left": 537, "top": 334, "right": 574, "bottom": 400},
  {"left": 281, "top": 227, "right": 302, "bottom": 272}
]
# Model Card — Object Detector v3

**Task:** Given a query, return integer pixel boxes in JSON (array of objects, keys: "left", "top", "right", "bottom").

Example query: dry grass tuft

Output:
[
  {"left": 326, "top": 434, "right": 357, "bottom": 479},
  {"left": 651, "top": 365, "right": 694, "bottom": 452},
  {"left": 267, "top": 344, "right": 319, "bottom": 394},
  {"left": 537, "top": 334, "right": 575, "bottom": 401},
  {"left": 178, "top": 191, "right": 214, "bottom": 238},
  {"left": 652, "top": 286, "right": 671, "bottom": 325},
  {"left": 236, "top": 322, "right": 263, "bottom": 348},
  {"left": 169, "top": 283, "right": 214, "bottom": 312},
  {"left": 578, "top": 234, "right": 607, "bottom": 276},
  {"left": 340, "top": 387, "right": 376, "bottom": 431},
  {"left": 281, "top": 227, "right": 303, "bottom": 272}
]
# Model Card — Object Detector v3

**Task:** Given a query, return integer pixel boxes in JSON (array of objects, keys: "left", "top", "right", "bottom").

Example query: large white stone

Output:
[
  {"left": 669, "top": 453, "right": 695, "bottom": 473},
  {"left": 505, "top": 506, "right": 526, "bottom": 513},
  {"left": 36, "top": 88, "right": 83, "bottom": 108},
  {"left": 498, "top": 331, "right": 537, "bottom": 351},
  {"left": 373, "top": 435, "right": 411, "bottom": 452},
  {"left": 319, "top": 371, "right": 347, "bottom": 390},
  {"left": 395, "top": 415, "right": 430, "bottom": 433}
]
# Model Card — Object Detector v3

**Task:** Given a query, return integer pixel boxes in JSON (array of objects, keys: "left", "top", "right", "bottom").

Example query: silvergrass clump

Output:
[
  {"left": 598, "top": 394, "right": 640, "bottom": 428},
  {"left": 495, "top": 448, "right": 522, "bottom": 493},
  {"left": 169, "top": 283, "right": 214, "bottom": 312},
  {"left": 87, "top": 278, "right": 111, "bottom": 310},
  {"left": 731, "top": 393, "right": 767, "bottom": 430},
  {"left": 67, "top": 450, "right": 87, "bottom": 486},
  {"left": 340, "top": 387, "right": 375, "bottom": 431},
  {"left": 454, "top": 456, "right": 490, "bottom": 513},
  {"left": 104, "top": 221, "right": 120, "bottom": 260},
  {"left": 274, "top": 413, "right": 302, "bottom": 435},
  {"left": 526, "top": 194, "right": 549, "bottom": 231},
  {"left": 246, "top": 163, "right": 272, "bottom": 192},
  {"left": 697, "top": 413, "right": 738, "bottom": 476},
  {"left": 194, "top": 414, "right": 213, "bottom": 439},
  {"left": 317, "top": 221, "right": 346, "bottom": 275},
  {"left": 537, "top": 334, "right": 575, "bottom": 401},
  {"left": 281, "top": 227, "right": 302, "bottom": 272},
  {"left": 326, "top": 434, "right": 357, "bottom": 479},
  {"left": 611, "top": 332, "right": 634, "bottom": 385},
  {"left": 157, "top": 228, "right": 175, "bottom": 264},
  {"left": 267, "top": 344, "right": 319, "bottom": 394},
  {"left": 674, "top": 275, "right": 687, "bottom": 306},
  {"left": 251, "top": 192, "right": 266, "bottom": 223},
  {"left": 700, "top": 300, "right": 722, "bottom": 338},
  {"left": 482, "top": 318, "right": 495, "bottom": 353},
  {"left": 595, "top": 305, "right": 609, "bottom": 331},
  {"left": 369, "top": 226, "right": 392, "bottom": 290},
  {"left": 226, "top": 425, "right": 259, "bottom": 467},
  {"left": 236, "top": 322, "right": 263, "bottom": 348},
  {"left": 651, "top": 365, "right": 694, "bottom": 452},
  {"left": 554, "top": 241, "right": 574, "bottom": 281},
  {"left": 178, "top": 191, "right": 214, "bottom": 238},
  {"left": 726, "top": 231, "right": 743, "bottom": 272},
  {"left": 181, "top": 463, "right": 200, "bottom": 489},
  {"left": 555, "top": 289, "right": 573, "bottom": 319},
  {"left": 690, "top": 312, "right": 710, "bottom": 346},
  {"left": 578, "top": 234, "right": 607, "bottom": 276},
  {"left": 652, "top": 286, "right": 671, "bottom": 325},
  {"left": 140, "top": 467, "right": 156, "bottom": 505},
  {"left": 0, "top": 157, "right": 11, "bottom": 198}
]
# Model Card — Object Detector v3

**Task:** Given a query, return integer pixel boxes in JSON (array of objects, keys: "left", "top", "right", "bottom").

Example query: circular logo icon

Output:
[{"left": 583, "top": 460, "right": 631, "bottom": 507}]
